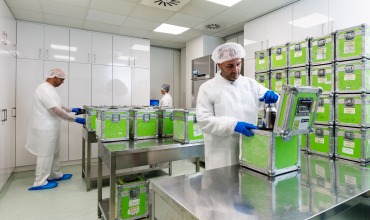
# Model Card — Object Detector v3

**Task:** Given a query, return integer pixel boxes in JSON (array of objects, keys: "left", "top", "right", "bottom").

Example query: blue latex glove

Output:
[
  {"left": 75, "top": 118, "right": 86, "bottom": 125},
  {"left": 234, "top": 122, "right": 258, "bottom": 137},
  {"left": 72, "top": 108, "right": 85, "bottom": 115},
  {"left": 259, "top": 90, "right": 278, "bottom": 104}
]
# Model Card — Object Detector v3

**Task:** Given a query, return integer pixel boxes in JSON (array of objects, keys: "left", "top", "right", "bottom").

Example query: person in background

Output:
[
  {"left": 159, "top": 83, "right": 173, "bottom": 107},
  {"left": 196, "top": 42, "right": 279, "bottom": 170},
  {"left": 26, "top": 68, "right": 86, "bottom": 191}
]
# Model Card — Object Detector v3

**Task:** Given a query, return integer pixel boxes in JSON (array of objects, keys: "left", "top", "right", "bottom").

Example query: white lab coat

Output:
[
  {"left": 196, "top": 72, "right": 268, "bottom": 170},
  {"left": 159, "top": 93, "right": 173, "bottom": 107}
]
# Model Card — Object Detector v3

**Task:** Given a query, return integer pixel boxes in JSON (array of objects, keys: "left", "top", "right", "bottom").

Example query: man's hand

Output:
[{"left": 234, "top": 122, "right": 258, "bottom": 137}]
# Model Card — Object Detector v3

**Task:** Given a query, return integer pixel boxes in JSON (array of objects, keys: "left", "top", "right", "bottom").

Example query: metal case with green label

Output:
[
  {"left": 335, "top": 59, "right": 370, "bottom": 93},
  {"left": 158, "top": 107, "right": 174, "bottom": 137},
  {"left": 129, "top": 108, "right": 158, "bottom": 140},
  {"left": 288, "top": 66, "right": 309, "bottom": 87},
  {"left": 173, "top": 108, "right": 203, "bottom": 144},
  {"left": 255, "top": 49, "right": 270, "bottom": 72},
  {"left": 255, "top": 71, "right": 270, "bottom": 89},
  {"left": 335, "top": 126, "right": 370, "bottom": 164},
  {"left": 315, "top": 94, "right": 334, "bottom": 125},
  {"left": 310, "top": 33, "right": 335, "bottom": 65},
  {"left": 115, "top": 175, "right": 149, "bottom": 220},
  {"left": 288, "top": 38, "right": 310, "bottom": 68},
  {"left": 270, "top": 43, "right": 288, "bottom": 70},
  {"left": 308, "top": 125, "right": 334, "bottom": 157},
  {"left": 308, "top": 154, "right": 336, "bottom": 193},
  {"left": 84, "top": 105, "right": 101, "bottom": 131},
  {"left": 310, "top": 63, "right": 335, "bottom": 94},
  {"left": 335, "top": 93, "right": 370, "bottom": 127},
  {"left": 270, "top": 69, "right": 288, "bottom": 94},
  {"left": 96, "top": 107, "right": 130, "bottom": 142},
  {"left": 336, "top": 24, "right": 370, "bottom": 61}
]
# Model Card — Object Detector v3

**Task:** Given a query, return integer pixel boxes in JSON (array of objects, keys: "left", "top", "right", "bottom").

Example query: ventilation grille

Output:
[
  {"left": 205, "top": 24, "right": 221, "bottom": 30},
  {"left": 141, "top": 0, "right": 190, "bottom": 11},
  {"left": 154, "top": 0, "right": 180, "bottom": 7}
]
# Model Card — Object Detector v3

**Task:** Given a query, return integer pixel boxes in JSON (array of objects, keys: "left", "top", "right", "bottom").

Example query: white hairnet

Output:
[
  {"left": 211, "top": 42, "right": 246, "bottom": 64},
  {"left": 161, "top": 84, "right": 170, "bottom": 92},
  {"left": 45, "top": 68, "right": 66, "bottom": 79}
]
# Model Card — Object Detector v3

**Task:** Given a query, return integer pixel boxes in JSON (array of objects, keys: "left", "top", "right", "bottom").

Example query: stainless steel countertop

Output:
[{"left": 151, "top": 154, "right": 370, "bottom": 220}]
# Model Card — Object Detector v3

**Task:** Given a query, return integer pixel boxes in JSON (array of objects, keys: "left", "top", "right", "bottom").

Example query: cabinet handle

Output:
[
  {"left": 1, "top": 109, "right": 7, "bottom": 122},
  {"left": 133, "top": 58, "right": 136, "bottom": 66},
  {"left": 39, "top": 48, "right": 42, "bottom": 58},
  {"left": 1, "top": 31, "right": 5, "bottom": 45},
  {"left": 128, "top": 57, "right": 131, "bottom": 66},
  {"left": 12, "top": 107, "right": 16, "bottom": 117},
  {"left": 46, "top": 49, "right": 49, "bottom": 59}
]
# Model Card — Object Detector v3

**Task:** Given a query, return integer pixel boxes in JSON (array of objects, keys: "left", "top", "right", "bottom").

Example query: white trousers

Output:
[{"left": 33, "top": 152, "right": 63, "bottom": 187}]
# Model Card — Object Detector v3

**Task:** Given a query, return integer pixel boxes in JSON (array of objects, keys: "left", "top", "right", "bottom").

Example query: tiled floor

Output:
[{"left": 0, "top": 160, "right": 203, "bottom": 220}]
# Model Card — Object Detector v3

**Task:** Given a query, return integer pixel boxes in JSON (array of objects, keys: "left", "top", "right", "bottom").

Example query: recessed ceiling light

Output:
[
  {"left": 154, "top": 23, "right": 189, "bottom": 35},
  {"left": 206, "top": 0, "right": 241, "bottom": 7},
  {"left": 289, "top": 13, "right": 334, "bottom": 28}
]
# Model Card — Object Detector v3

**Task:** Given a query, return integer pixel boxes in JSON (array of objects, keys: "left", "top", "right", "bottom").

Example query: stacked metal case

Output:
[
  {"left": 95, "top": 106, "right": 130, "bottom": 142},
  {"left": 157, "top": 107, "right": 174, "bottom": 137},
  {"left": 129, "top": 107, "right": 158, "bottom": 140},
  {"left": 84, "top": 105, "right": 103, "bottom": 131},
  {"left": 172, "top": 108, "right": 203, "bottom": 144}
]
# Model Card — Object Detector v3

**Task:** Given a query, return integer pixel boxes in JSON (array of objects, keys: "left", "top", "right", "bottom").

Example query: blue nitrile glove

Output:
[
  {"left": 259, "top": 90, "right": 278, "bottom": 104},
  {"left": 234, "top": 122, "right": 258, "bottom": 137},
  {"left": 75, "top": 118, "right": 86, "bottom": 125},
  {"left": 72, "top": 108, "right": 85, "bottom": 115}
]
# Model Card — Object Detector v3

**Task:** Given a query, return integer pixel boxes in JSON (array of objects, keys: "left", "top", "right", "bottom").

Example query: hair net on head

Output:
[
  {"left": 211, "top": 42, "right": 246, "bottom": 64},
  {"left": 45, "top": 68, "right": 66, "bottom": 79},
  {"left": 161, "top": 84, "right": 170, "bottom": 92}
]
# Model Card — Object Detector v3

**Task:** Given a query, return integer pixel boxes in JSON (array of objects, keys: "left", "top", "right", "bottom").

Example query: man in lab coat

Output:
[
  {"left": 196, "top": 42, "right": 279, "bottom": 170},
  {"left": 159, "top": 83, "right": 173, "bottom": 107},
  {"left": 26, "top": 68, "right": 86, "bottom": 190}
]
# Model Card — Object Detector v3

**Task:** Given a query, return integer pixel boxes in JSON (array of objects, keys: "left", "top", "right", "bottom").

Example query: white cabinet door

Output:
[
  {"left": 244, "top": 59, "right": 256, "bottom": 79},
  {"left": 92, "top": 33, "right": 112, "bottom": 65},
  {"left": 131, "top": 68, "right": 150, "bottom": 106},
  {"left": 16, "top": 59, "right": 43, "bottom": 167},
  {"left": 131, "top": 38, "right": 150, "bottom": 68},
  {"left": 0, "top": 18, "right": 16, "bottom": 55},
  {"left": 68, "top": 63, "right": 92, "bottom": 160},
  {"left": 92, "top": 65, "right": 113, "bottom": 106},
  {"left": 329, "top": 0, "right": 370, "bottom": 32},
  {"left": 70, "top": 29, "right": 92, "bottom": 64},
  {"left": 43, "top": 61, "right": 69, "bottom": 162},
  {"left": 16, "top": 22, "right": 44, "bottom": 60},
  {"left": 44, "top": 26, "right": 70, "bottom": 62},
  {"left": 266, "top": 5, "right": 293, "bottom": 46},
  {"left": 113, "top": 35, "right": 131, "bottom": 67},
  {"left": 113, "top": 66, "right": 131, "bottom": 106},
  {"left": 244, "top": 17, "right": 266, "bottom": 59},
  {"left": 292, "top": 0, "right": 329, "bottom": 41}
]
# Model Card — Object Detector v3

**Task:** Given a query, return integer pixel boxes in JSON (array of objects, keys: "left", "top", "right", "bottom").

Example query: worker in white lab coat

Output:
[
  {"left": 196, "top": 42, "right": 279, "bottom": 170},
  {"left": 159, "top": 83, "right": 173, "bottom": 107},
  {"left": 26, "top": 68, "right": 86, "bottom": 191}
]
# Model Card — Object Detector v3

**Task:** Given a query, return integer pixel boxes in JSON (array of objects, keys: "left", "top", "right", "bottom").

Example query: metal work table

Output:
[
  {"left": 151, "top": 154, "right": 370, "bottom": 220},
  {"left": 81, "top": 126, "right": 97, "bottom": 191},
  {"left": 97, "top": 138, "right": 205, "bottom": 220}
]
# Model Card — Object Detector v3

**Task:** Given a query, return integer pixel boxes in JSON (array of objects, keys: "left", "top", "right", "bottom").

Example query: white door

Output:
[
  {"left": 16, "top": 22, "right": 44, "bottom": 60},
  {"left": 44, "top": 26, "right": 70, "bottom": 62},
  {"left": 113, "top": 66, "right": 131, "bottom": 106},
  {"left": 244, "top": 17, "right": 266, "bottom": 59},
  {"left": 16, "top": 59, "right": 43, "bottom": 167},
  {"left": 0, "top": 17, "right": 16, "bottom": 55},
  {"left": 92, "top": 65, "right": 113, "bottom": 106},
  {"left": 131, "top": 38, "right": 150, "bottom": 68},
  {"left": 70, "top": 29, "right": 92, "bottom": 64},
  {"left": 92, "top": 33, "right": 112, "bottom": 65},
  {"left": 266, "top": 5, "right": 293, "bottom": 47},
  {"left": 113, "top": 35, "right": 131, "bottom": 67},
  {"left": 131, "top": 68, "right": 150, "bottom": 106},
  {"left": 68, "top": 63, "right": 92, "bottom": 160}
]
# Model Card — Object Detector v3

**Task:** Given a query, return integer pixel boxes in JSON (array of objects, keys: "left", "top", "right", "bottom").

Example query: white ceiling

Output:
[{"left": 4, "top": 0, "right": 298, "bottom": 49}]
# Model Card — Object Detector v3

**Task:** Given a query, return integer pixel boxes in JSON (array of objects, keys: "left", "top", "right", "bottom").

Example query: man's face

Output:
[
  {"left": 54, "top": 77, "right": 65, "bottom": 87},
  {"left": 218, "top": 58, "right": 242, "bottom": 81}
]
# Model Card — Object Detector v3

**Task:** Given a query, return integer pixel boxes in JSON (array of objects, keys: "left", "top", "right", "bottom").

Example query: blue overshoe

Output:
[
  {"left": 28, "top": 181, "right": 58, "bottom": 191},
  {"left": 49, "top": 173, "right": 72, "bottom": 181}
]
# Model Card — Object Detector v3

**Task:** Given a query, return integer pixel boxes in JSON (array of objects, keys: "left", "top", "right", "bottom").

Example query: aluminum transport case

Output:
[
  {"left": 288, "top": 66, "right": 309, "bottom": 87},
  {"left": 310, "top": 63, "right": 335, "bottom": 94},
  {"left": 308, "top": 125, "right": 335, "bottom": 157},
  {"left": 335, "top": 126, "right": 370, "bottom": 164},
  {"left": 310, "top": 33, "right": 335, "bottom": 65},
  {"left": 158, "top": 107, "right": 174, "bottom": 137},
  {"left": 240, "top": 85, "right": 322, "bottom": 176},
  {"left": 96, "top": 107, "right": 130, "bottom": 142},
  {"left": 288, "top": 38, "right": 310, "bottom": 68},
  {"left": 270, "top": 43, "right": 288, "bottom": 70},
  {"left": 336, "top": 24, "right": 370, "bottom": 61},
  {"left": 255, "top": 71, "right": 270, "bottom": 89},
  {"left": 315, "top": 94, "right": 335, "bottom": 125},
  {"left": 84, "top": 105, "right": 101, "bottom": 131},
  {"left": 270, "top": 69, "right": 287, "bottom": 94},
  {"left": 129, "top": 108, "right": 158, "bottom": 140},
  {"left": 335, "top": 59, "right": 370, "bottom": 93},
  {"left": 173, "top": 108, "right": 203, "bottom": 144},
  {"left": 255, "top": 49, "right": 270, "bottom": 73},
  {"left": 115, "top": 175, "right": 149, "bottom": 220},
  {"left": 335, "top": 93, "right": 370, "bottom": 127}
]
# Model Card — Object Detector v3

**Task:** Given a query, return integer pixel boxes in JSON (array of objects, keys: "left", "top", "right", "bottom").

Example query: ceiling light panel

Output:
[
  {"left": 154, "top": 23, "right": 189, "bottom": 35},
  {"left": 206, "top": 0, "right": 242, "bottom": 7}
]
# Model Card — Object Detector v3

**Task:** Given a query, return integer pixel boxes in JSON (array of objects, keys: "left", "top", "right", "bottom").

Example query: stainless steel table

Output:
[
  {"left": 151, "top": 154, "right": 370, "bottom": 220},
  {"left": 97, "top": 138, "right": 205, "bottom": 220},
  {"left": 81, "top": 126, "right": 97, "bottom": 191}
]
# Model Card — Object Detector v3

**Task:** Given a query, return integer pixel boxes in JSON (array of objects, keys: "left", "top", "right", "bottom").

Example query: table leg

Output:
[
  {"left": 86, "top": 140, "right": 91, "bottom": 191},
  {"left": 196, "top": 157, "right": 200, "bottom": 172},
  {"left": 98, "top": 156, "right": 102, "bottom": 218},
  {"left": 109, "top": 156, "right": 117, "bottom": 220},
  {"left": 82, "top": 138, "right": 85, "bottom": 178},
  {"left": 168, "top": 161, "right": 172, "bottom": 176}
]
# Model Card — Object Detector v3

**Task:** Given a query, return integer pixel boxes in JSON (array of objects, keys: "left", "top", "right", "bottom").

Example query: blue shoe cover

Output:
[
  {"left": 28, "top": 181, "right": 58, "bottom": 191},
  {"left": 51, "top": 173, "right": 72, "bottom": 181}
]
